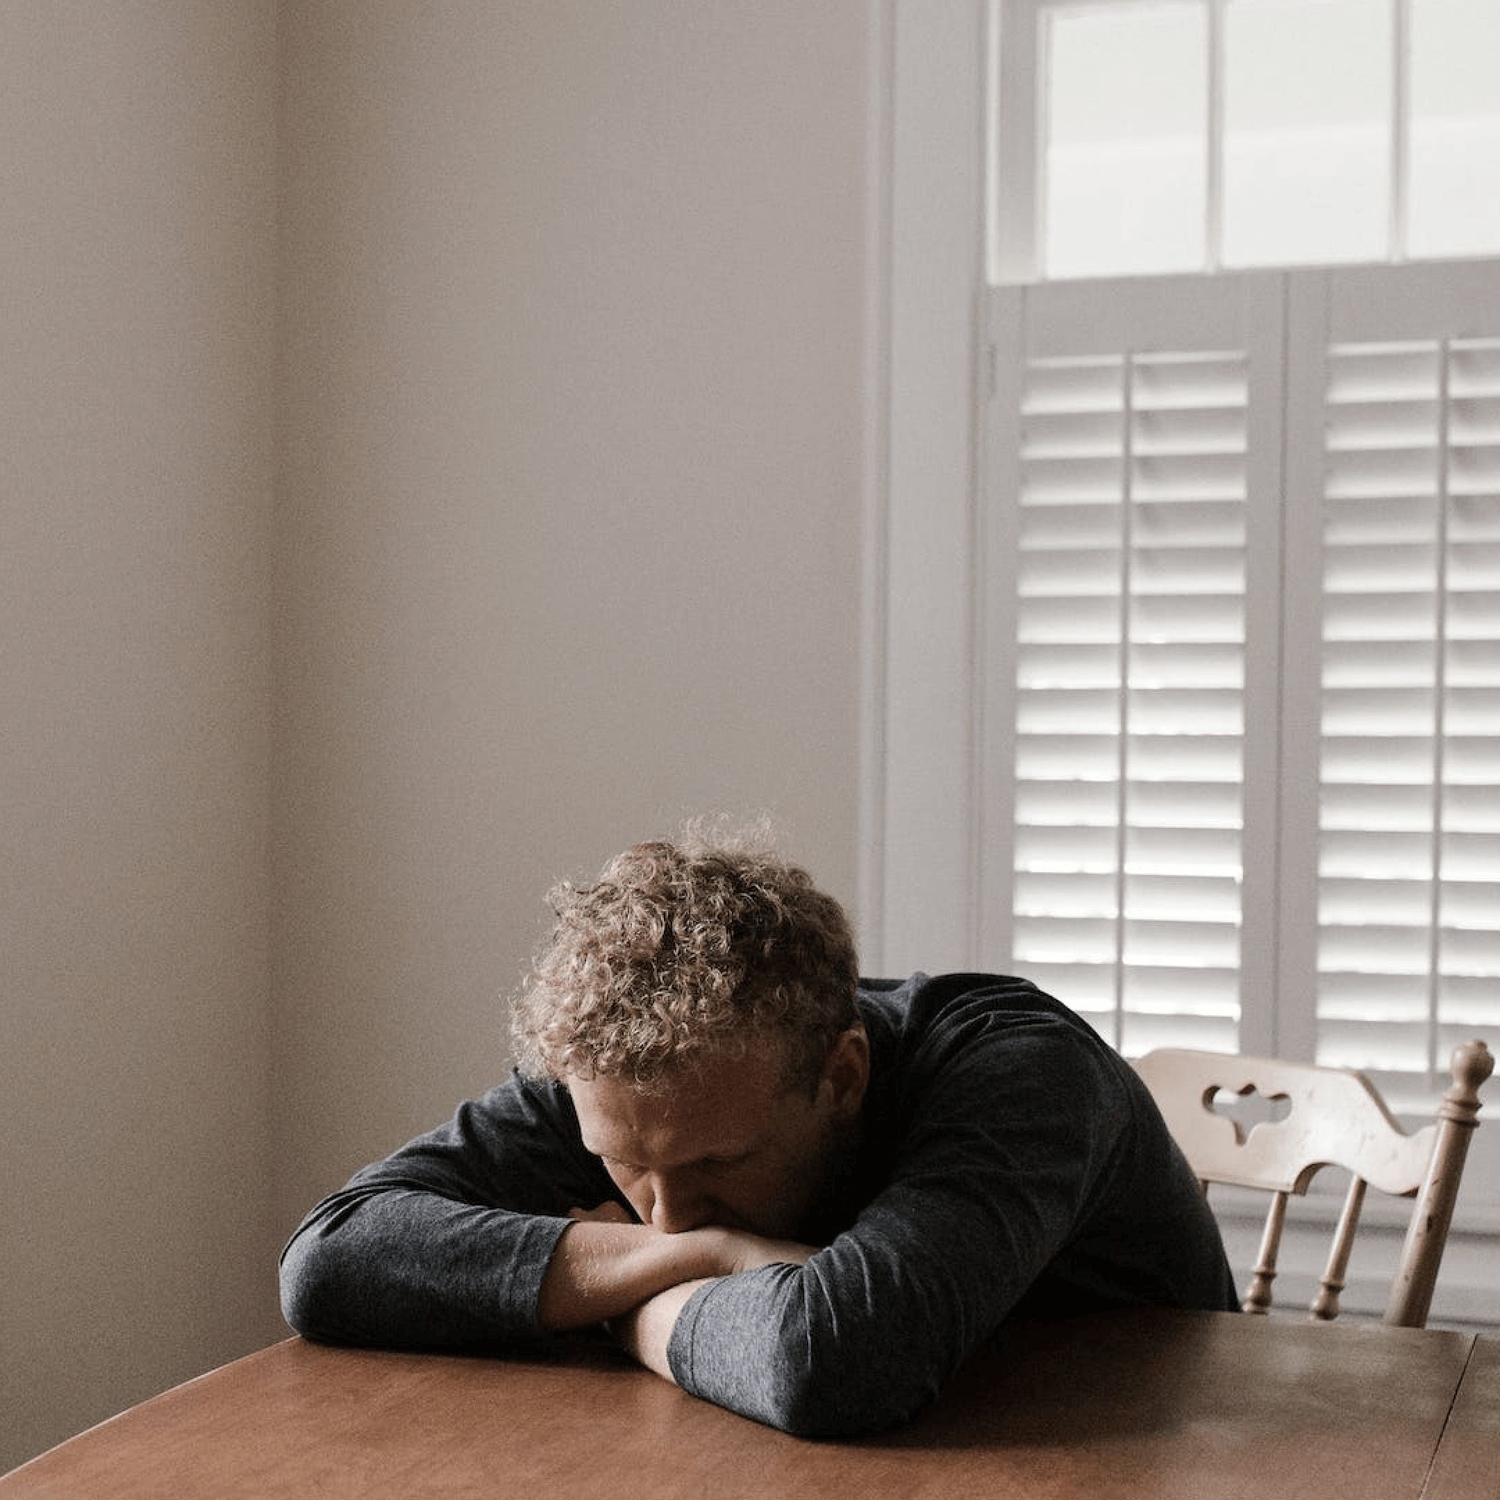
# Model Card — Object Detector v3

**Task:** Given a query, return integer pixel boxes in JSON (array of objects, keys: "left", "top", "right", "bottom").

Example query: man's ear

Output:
[{"left": 819, "top": 1023, "right": 870, "bottom": 1119}]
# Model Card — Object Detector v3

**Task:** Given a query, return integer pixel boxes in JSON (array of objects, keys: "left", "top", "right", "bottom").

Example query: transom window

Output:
[{"left": 992, "top": 0, "right": 1500, "bottom": 281}]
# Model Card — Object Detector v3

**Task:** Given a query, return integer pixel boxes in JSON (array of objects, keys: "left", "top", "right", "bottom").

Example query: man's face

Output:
[{"left": 568, "top": 1028, "right": 868, "bottom": 1240}]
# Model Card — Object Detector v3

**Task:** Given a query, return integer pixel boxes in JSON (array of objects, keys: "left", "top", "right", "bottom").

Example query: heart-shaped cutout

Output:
[{"left": 1206, "top": 1084, "right": 1292, "bottom": 1144}]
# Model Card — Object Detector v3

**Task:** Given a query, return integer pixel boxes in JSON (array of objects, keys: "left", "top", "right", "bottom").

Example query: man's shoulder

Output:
[
  {"left": 849, "top": 975, "right": 1147, "bottom": 1203},
  {"left": 855, "top": 972, "right": 1122, "bottom": 1106},
  {"left": 857, "top": 971, "right": 1095, "bottom": 1039}
]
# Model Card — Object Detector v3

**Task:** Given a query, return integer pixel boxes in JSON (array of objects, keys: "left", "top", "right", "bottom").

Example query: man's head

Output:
[{"left": 511, "top": 825, "right": 867, "bottom": 1236}]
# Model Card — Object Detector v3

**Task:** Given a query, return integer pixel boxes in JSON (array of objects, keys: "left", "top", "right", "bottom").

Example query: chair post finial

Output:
[{"left": 1442, "top": 1040, "right": 1494, "bottom": 1125}]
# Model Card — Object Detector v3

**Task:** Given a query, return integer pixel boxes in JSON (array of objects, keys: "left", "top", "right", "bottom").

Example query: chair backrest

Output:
[{"left": 1134, "top": 1040, "right": 1493, "bottom": 1328}]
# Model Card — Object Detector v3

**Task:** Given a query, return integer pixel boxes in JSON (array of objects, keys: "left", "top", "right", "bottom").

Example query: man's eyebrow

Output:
[
  {"left": 700, "top": 1146, "right": 753, "bottom": 1165},
  {"left": 579, "top": 1138, "right": 632, "bottom": 1165},
  {"left": 584, "top": 1140, "right": 756, "bottom": 1170}
]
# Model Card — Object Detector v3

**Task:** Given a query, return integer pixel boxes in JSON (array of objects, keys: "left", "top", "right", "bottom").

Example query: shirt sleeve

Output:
[
  {"left": 664, "top": 1012, "right": 1167, "bottom": 1436},
  {"left": 279, "top": 1071, "right": 617, "bottom": 1350}
]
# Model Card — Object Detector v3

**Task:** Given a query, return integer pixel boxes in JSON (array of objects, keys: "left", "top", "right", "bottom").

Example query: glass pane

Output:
[
  {"left": 1222, "top": 0, "right": 1392, "bottom": 267},
  {"left": 1042, "top": 3, "right": 1207, "bottom": 279},
  {"left": 1408, "top": 0, "right": 1500, "bottom": 257}
]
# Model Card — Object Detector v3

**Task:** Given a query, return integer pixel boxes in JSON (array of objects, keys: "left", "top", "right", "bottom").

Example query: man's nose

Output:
[{"left": 647, "top": 1173, "right": 708, "bottom": 1234}]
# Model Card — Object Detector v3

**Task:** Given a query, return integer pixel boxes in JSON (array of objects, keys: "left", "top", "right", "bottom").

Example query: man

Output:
[{"left": 280, "top": 829, "right": 1238, "bottom": 1437}]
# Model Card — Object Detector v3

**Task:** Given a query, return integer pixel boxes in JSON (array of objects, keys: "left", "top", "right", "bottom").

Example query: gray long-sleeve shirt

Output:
[{"left": 279, "top": 973, "right": 1238, "bottom": 1435}]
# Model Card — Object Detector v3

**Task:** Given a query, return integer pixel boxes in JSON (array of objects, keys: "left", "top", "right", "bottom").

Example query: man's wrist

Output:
[
  {"left": 611, "top": 1278, "right": 709, "bottom": 1382},
  {"left": 536, "top": 1210, "right": 813, "bottom": 1334},
  {"left": 537, "top": 1219, "right": 727, "bottom": 1331}
]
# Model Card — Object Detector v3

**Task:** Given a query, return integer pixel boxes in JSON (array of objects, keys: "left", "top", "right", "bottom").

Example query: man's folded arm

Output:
[
  {"left": 536, "top": 1216, "right": 813, "bottom": 1330},
  {"left": 652, "top": 1208, "right": 1019, "bottom": 1438},
  {"left": 279, "top": 1075, "right": 631, "bottom": 1347},
  {"left": 279, "top": 1119, "right": 819, "bottom": 1348},
  {"left": 281, "top": 1190, "right": 752, "bottom": 1347},
  {"left": 280, "top": 1185, "right": 576, "bottom": 1347},
  {"left": 280, "top": 1142, "right": 1054, "bottom": 1425}
]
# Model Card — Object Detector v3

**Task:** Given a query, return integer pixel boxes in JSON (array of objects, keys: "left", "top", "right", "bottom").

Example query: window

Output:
[
  {"left": 869, "top": 0, "right": 1499, "bottom": 1323},
  {"left": 978, "top": 0, "right": 1500, "bottom": 1103}
]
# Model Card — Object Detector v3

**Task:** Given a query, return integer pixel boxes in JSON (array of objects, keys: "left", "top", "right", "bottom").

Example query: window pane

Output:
[
  {"left": 1408, "top": 0, "right": 1500, "bottom": 258},
  {"left": 1222, "top": 0, "right": 1392, "bottom": 267},
  {"left": 1042, "top": 3, "right": 1207, "bottom": 279}
]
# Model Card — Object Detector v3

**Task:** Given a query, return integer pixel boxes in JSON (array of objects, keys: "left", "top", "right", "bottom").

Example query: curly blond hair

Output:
[{"left": 510, "top": 824, "right": 859, "bottom": 1094}]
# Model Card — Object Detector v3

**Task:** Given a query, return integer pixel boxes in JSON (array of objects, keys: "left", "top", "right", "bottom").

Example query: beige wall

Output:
[
  {"left": 270, "top": 0, "right": 867, "bottom": 1221},
  {"left": 1, "top": 0, "right": 283, "bottom": 1471},
  {"left": 2, "top": 1, "right": 869, "bottom": 1472}
]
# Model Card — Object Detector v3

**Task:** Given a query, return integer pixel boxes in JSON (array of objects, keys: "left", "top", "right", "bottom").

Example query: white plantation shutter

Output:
[
  {"left": 1318, "top": 337, "right": 1500, "bottom": 1076},
  {"left": 981, "top": 276, "right": 1285, "bottom": 1058},
  {"left": 980, "top": 265, "right": 1500, "bottom": 1118},
  {"left": 1277, "top": 264, "right": 1500, "bottom": 1118},
  {"left": 1013, "top": 348, "right": 1249, "bottom": 1050}
]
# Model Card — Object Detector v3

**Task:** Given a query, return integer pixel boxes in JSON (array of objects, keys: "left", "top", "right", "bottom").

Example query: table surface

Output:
[
  {"left": 1423, "top": 1335, "right": 1500, "bottom": 1500},
  {"left": 2, "top": 1310, "right": 1492, "bottom": 1500}
]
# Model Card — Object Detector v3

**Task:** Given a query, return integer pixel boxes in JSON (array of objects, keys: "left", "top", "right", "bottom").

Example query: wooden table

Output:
[
  {"left": 2, "top": 1310, "right": 1493, "bottom": 1499},
  {"left": 1423, "top": 1335, "right": 1500, "bottom": 1500}
]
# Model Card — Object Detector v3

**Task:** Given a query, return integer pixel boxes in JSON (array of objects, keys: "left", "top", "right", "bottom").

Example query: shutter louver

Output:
[
  {"left": 1012, "top": 347, "right": 1249, "bottom": 1054},
  {"left": 1317, "top": 335, "right": 1500, "bottom": 1090}
]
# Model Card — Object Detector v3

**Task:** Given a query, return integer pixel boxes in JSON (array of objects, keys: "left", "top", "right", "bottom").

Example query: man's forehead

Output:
[
  {"left": 569, "top": 1035, "right": 790, "bottom": 1103},
  {"left": 575, "top": 1100, "right": 757, "bottom": 1170},
  {"left": 568, "top": 1050, "right": 790, "bottom": 1158}
]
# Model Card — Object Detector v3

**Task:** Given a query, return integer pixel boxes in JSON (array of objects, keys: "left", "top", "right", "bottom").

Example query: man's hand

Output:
[
  {"left": 703, "top": 1226, "right": 817, "bottom": 1275},
  {"left": 602, "top": 1222, "right": 814, "bottom": 1384},
  {"left": 537, "top": 1201, "right": 815, "bottom": 1348},
  {"left": 565, "top": 1199, "right": 817, "bottom": 1273}
]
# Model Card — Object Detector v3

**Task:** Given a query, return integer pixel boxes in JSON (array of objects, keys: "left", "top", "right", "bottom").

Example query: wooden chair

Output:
[{"left": 1134, "top": 1039, "right": 1493, "bottom": 1328}]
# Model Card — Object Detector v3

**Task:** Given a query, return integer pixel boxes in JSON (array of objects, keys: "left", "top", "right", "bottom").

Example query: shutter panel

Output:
[
  {"left": 988, "top": 277, "right": 1281, "bottom": 1057},
  {"left": 1316, "top": 329, "right": 1500, "bottom": 1090}
]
